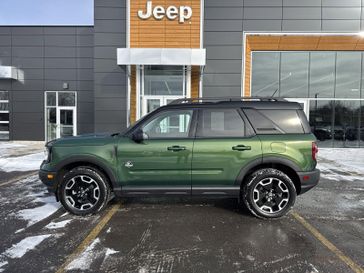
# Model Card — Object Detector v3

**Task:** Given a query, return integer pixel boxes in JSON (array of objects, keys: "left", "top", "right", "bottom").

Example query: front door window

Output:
[
  {"left": 142, "top": 110, "right": 193, "bottom": 139},
  {"left": 139, "top": 65, "right": 190, "bottom": 118},
  {"left": 45, "top": 91, "right": 77, "bottom": 141}
]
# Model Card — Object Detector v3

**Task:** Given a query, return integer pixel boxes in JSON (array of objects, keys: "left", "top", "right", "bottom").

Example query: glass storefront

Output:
[
  {"left": 138, "top": 65, "right": 189, "bottom": 118},
  {"left": 251, "top": 51, "right": 364, "bottom": 147}
]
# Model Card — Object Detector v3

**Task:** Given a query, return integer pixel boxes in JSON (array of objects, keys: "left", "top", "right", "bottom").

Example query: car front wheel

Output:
[
  {"left": 242, "top": 168, "right": 296, "bottom": 219},
  {"left": 59, "top": 166, "right": 111, "bottom": 216}
]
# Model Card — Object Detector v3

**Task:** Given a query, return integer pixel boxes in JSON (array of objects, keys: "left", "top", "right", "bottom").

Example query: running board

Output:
[{"left": 114, "top": 186, "right": 240, "bottom": 198}]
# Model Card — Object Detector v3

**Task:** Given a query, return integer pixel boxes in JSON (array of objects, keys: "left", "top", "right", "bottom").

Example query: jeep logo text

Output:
[{"left": 137, "top": 1, "right": 193, "bottom": 23}]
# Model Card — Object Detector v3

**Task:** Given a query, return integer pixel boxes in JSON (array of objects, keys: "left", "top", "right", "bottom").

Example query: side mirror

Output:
[{"left": 132, "top": 129, "right": 148, "bottom": 143}]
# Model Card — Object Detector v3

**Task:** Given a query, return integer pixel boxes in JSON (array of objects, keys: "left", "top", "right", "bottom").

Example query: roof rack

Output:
[{"left": 169, "top": 97, "right": 287, "bottom": 105}]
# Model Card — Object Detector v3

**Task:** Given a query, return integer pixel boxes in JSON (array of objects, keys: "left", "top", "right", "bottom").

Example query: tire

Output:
[
  {"left": 242, "top": 168, "right": 296, "bottom": 219},
  {"left": 58, "top": 166, "right": 111, "bottom": 216}
]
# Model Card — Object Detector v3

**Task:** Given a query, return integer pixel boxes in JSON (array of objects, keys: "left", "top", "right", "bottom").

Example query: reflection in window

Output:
[
  {"left": 310, "top": 100, "right": 362, "bottom": 148},
  {"left": 197, "top": 109, "right": 246, "bottom": 137},
  {"left": 280, "top": 53, "right": 309, "bottom": 98},
  {"left": 142, "top": 110, "right": 192, "bottom": 139},
  {"left": 309, "top": 52, "right": 335, "bottom": 98},
  {"left": 59, "top": 92, "right": 76, "bottom": 106},
  {"left": 251, "top": 53, "right": 279, "bottom": 97},
  {"left": 251, "top": 51, "right": 364, "bottom": 99},
  {"left": 144, "top": 66, "right": 185, "bottom": 96},
  {"left": 335, "top": 52, "right": 361, "bottom": 98}
]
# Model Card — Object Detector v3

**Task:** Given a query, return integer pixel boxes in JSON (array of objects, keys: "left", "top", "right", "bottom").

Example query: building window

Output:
[
  {"left": 0, "top": 91, "right": 9, "bottom": 140},
  {"left": 45, "top": 91, "right": 77, "bottom": 142},
  {"left": 251, "top": 51, "right": 364, "bottom": 148},
  {"left": 138, "top": 65, "right": 190, "bottom": 118}
]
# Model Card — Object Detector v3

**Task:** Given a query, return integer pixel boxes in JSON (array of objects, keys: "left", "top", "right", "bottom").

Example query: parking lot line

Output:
[
  {"left": 0, "top": 171, "right": 37, "bottom": 187},
  {"left": 55, "top": 203, "right": 121, "bottom": 273},
  {"left": 291, "top": 211, "right": 364, "bottom": 273}
]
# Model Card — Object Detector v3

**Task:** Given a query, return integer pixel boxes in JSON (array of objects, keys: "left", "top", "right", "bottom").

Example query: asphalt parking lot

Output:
[{"left": 0, "top": 145, "right": 363, "bottom": 273}]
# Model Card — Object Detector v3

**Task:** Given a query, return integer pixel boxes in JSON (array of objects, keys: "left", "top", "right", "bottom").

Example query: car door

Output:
[
  {"left": 191, "top": 108, "right": 262, "bottom": 195},
  {"left": 117, "top": 108, "right": 195, "bottom": 194}
]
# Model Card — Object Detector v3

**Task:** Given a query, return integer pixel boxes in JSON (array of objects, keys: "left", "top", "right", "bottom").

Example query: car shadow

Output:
[{"left": 115, "top": 196, "right": 254, "bottom": 218}]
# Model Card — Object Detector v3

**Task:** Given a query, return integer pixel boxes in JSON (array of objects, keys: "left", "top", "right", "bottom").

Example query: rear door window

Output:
[{"left": 197, "top": 108, "right": 248, "bottom": 137}]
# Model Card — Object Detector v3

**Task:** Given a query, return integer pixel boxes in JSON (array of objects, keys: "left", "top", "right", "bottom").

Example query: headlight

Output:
[{"left": 44, "top": 147, "right": 51, "bottom": 162}]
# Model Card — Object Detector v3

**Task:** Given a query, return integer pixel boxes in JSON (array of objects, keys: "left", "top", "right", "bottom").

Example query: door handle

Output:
[
  {"left": 167, "top": 145, "right": 186, "bottom": 152},
  {"left": 232, "top": 145, "right": 251, "bottom": 151}
]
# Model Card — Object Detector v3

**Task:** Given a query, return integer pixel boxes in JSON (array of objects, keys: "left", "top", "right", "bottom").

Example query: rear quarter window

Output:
[{"left": 244, "top": 109, "right": 306, "bottom": 134}]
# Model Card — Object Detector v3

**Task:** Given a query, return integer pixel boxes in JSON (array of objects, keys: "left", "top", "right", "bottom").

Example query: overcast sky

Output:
[{"left": 0, "top": 0, "right": 93, "bottom": 25}]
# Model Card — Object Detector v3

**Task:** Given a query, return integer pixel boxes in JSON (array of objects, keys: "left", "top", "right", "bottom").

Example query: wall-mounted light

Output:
[{"left": 63, "top": 82, "right": 69, "bottom": 90}]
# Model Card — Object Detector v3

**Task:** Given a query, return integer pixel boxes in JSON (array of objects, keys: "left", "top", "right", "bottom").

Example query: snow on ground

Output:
[
  {"left": 0, "top": 141, "right": 44, "bottom": 172},
  {"left": 66, "top": 238, "right": 101, "bottom": 271},
  {"left": 2, "top": 234, "right": 52, "bottom": 259},
  {"left": 17, "top": 198, "right": 61, "bottom": 227},
  {"left": 318, "top": 148, "right": 364, "bottom": 181},
  {"left": 45, "top": 219, "right": 72, "bottom": 230},
  {"left": 0, "top": 175, "right": 61, "bottom": 229},
  {"left": 0, "top": 152, "right": 44, "bottom": 172},
  {"left": 12, "top": 177, "right": 61, "bottom": 227},
  {"left": 66, "top": 238, "right": 119, "bottom": 271},
  {"left": 0, "top": 143, "right": 26, "bottom": 155}
]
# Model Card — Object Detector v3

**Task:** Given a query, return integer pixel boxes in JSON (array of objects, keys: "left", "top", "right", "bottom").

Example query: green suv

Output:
[{"left": 39, "top": 98, "right": 320, "bottom": 219}]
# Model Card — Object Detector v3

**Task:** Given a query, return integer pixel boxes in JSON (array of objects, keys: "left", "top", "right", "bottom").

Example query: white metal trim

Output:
[
  {"left": 136, "top": 65, "right": 141, "bottom": 120},
  {"left": 117, "top": 48, "right": 206, "bottom": 66},
  {"left": 186, "top": 66, "right": 192, "bottom": 98}
]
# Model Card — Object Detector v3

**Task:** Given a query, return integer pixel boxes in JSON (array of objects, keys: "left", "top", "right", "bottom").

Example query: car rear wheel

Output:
[
  {"left": 59, "top": 166, "right": 111, "bottom": 216},
  {"left": 242, "top": 168, "right": 296, "bottom": 219}
]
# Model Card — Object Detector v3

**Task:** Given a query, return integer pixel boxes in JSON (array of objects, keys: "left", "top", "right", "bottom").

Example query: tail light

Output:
[{"left": 312, "top": 142, "right": 318, "bottom": 161}]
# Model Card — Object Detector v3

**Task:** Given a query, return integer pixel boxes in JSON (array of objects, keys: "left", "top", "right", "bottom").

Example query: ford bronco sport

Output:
[{"left": 39, "top": 97, "right": 320, "bottom": 219}]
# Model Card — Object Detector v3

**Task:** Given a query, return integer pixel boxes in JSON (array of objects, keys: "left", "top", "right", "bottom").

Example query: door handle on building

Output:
[
  {"left": 232, "top": 145, "right": 251, "bottom": 151},
  {"left": 167, "top": 145, "right": 186, "bottom": 151}
]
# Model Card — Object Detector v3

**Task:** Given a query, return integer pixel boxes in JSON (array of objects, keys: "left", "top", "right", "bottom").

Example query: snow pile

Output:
[
  {"left": 318, "top": 148, "right": 364, "bottom": 181},
  {"left": 0, "top": 143, "right": 26, "bottom": 156},
  {"left": 0, "top": 152, "right": 44, "bottom": 172},
  {"left": 318, "top": 148, "right": 364, "bottom": 174}
]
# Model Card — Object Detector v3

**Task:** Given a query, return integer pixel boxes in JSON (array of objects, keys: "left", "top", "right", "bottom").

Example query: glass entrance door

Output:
[
  {"left": 142, "top": 96, "right": 182, "bottom": 116},
  {"left": 138, "top": 65, "right": 191, "bottom": 119},
  {"left": 59, "top": 108, "right": 75, "bottom": 138},
  {"left": 45, "top": 91, "right": 77, "bottom": 141}
]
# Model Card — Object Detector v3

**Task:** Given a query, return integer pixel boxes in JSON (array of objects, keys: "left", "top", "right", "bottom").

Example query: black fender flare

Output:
[
  {"left": 54, "top": 155, "right": 121, "bottom": 191},
  {"left": 234, "top": 156, "right": 301, "bottom": 186}
]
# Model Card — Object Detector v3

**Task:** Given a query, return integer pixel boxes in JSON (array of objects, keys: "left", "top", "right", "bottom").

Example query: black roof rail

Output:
[{"left": 169, "top": 97, "right": 287, "bottom": 105}]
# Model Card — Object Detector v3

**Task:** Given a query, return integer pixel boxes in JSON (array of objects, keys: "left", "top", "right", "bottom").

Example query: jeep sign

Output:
[{"left": 137, "top": 1, "right": 193, "bottom": 23}]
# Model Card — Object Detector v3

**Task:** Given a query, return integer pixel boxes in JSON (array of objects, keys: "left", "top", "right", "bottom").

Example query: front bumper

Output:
[
  {"left": 297, "top": 168, "right": 320, "bottom": 194},
  {"left": 39, "top": 167, "right": 58, "bottom": 193}
]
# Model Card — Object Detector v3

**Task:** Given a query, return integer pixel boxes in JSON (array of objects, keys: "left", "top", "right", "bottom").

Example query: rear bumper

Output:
[
  {"left": 297, "top": 168, "right": 320, "bottom": 194},
  {"left": 39, "top": 169, "right": 58, "bottom": 193}
]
